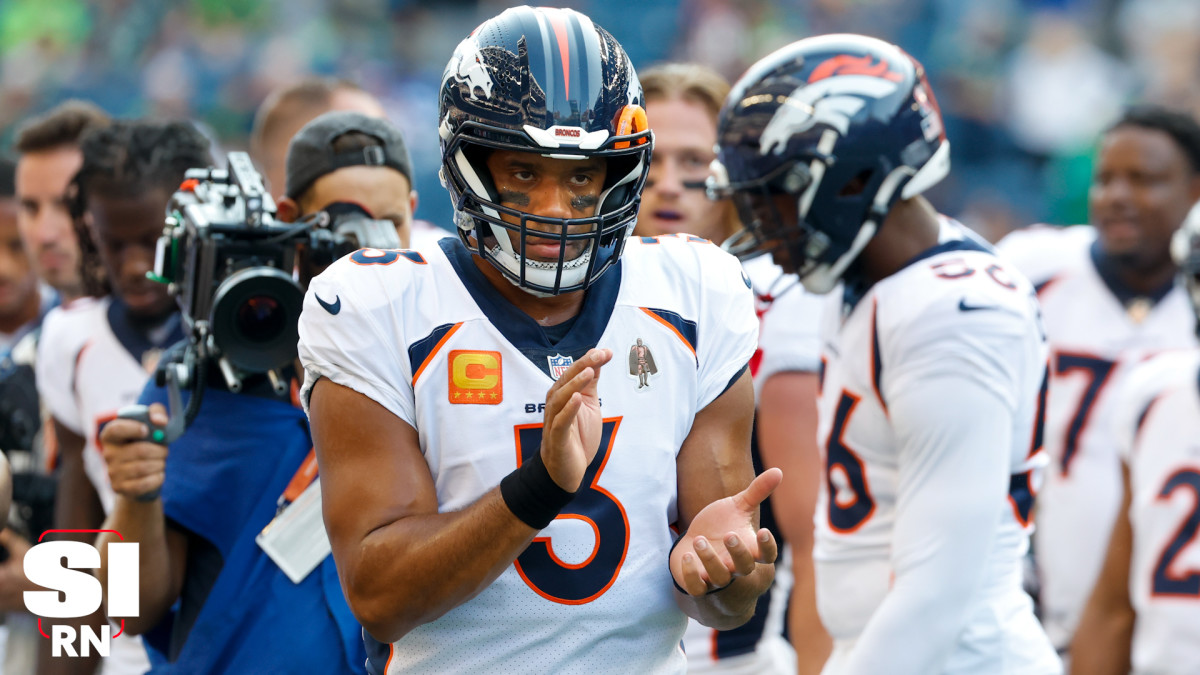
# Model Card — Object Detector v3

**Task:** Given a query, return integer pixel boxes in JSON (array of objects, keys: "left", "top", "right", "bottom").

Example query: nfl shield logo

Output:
[{"left": 547, "top": 354, "right": 573, "bottom": 380}]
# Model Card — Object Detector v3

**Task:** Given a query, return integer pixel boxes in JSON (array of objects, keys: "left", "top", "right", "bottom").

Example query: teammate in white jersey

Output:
[
  {"left": 35, "top": 120, "right": 210, "bottom": 674},
  {"left": 300, "top": 7, "right": 780, "bottom": 674},
  {"left": 711, "top": 34, "right": 1060, "bottom": 674},
  {"left": 636, "top": 61, "right": 828, "bottom": 674},
  {"left": 1070, "top": 202, "right": 1200, "bottom": 675},
  {"left": 997, "top": 106, "right": 1200, "bottom": 655}
]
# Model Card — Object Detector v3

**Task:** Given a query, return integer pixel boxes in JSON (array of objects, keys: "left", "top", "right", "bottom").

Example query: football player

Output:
[
  {"left": 996, "top": 106, "right": 1200, "bottom": 657},
  {"left": 35, "top": 120, "right": 211, "bottom": 674},
  {"left": 637, "top": 61, "right": 828, "bottom": 674},
  {"left": 1070, "top": 200, "right": 1200, "bottom": 675},
  {"left": 299, "top": 7, "right": 780, "bottom": 673},
  {"left": 711, "top": 34, "right": 1060, "bottom": 673}
]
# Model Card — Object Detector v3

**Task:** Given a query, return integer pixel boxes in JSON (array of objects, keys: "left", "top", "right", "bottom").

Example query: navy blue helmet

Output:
[
  {"left": 438, "top": 6, "right": 652, "bottom": 296},
  {"left": 711, "top": 34, "right": 950, "bottom": 293}
]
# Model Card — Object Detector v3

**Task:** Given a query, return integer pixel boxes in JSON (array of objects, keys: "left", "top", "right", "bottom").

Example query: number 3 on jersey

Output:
[{"left": 512, "top": 418, "right": 629, "bottom": 604}]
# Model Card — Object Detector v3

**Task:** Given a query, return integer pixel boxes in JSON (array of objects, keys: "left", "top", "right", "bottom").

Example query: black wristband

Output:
[
  {"left": 669, "top": 533, "right": 690, "bottom": 594},
  {"left": 500, "top": 451, "right": 576, "bottom": 530}
]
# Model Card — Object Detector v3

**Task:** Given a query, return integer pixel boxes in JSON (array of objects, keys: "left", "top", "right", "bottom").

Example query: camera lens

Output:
[
  {"left": 211, "top": 267, "right": 303, "bottom": 373},
  {"left": 236, "top": 295, "right": 286, "bottom": 343}
]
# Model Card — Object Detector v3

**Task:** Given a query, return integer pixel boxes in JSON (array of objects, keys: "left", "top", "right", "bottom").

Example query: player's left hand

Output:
[{"left": 670, "top": 468, "right": 782, "bottom": 596}]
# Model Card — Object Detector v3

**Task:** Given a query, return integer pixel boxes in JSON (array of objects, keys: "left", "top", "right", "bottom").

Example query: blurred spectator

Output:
[
  {"left": 13, "top": 100, "right": 109, "bottom": 303},
  {"left": 1116, "top": 0, "right": 1200, "bottom": 117},
  {"left": 0, "top": 158, "right": 48, "bottom": 354},
  {"left": 1004, "top": 9, "right": 1131, "bottom": 159},
  {"left": 249, "top": 76, "right": 385, "bottom": 200}
]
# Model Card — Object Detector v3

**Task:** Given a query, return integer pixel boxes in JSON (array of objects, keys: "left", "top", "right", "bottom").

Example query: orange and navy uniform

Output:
[
  {"left": 299, "top": 234, "right": 757, "bottom": 674},
  {"left": 997, "top": 224, "right": 1198, "bottom": 651},
  {"left": 814, "top": 219, "right": 1059, "bottom": 674},
  {"left": 1111, "top": 349, "right": 1200, "bottom": 675}
]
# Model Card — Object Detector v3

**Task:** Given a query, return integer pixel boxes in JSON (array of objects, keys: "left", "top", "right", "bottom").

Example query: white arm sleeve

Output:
[
  {"left": 756, "top": 286, "right": 823, "bottom": 381},
  {"left": 840, "top": 373, "right": 1014, "bottom": 675}
]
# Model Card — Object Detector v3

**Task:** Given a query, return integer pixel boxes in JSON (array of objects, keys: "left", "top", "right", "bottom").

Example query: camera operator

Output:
[
  {"left": 276, "top": 111, "right": 426, "bottom": 259},
  {"left": 90, "top": 115, "right": 419, "bottom": 672},
  {"left": 35, "top": 120, "right": 211, "bottom": 675}
]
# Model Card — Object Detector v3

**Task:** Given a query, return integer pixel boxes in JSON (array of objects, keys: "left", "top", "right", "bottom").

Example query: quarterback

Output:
[{"left": 299, "top": 7, "right": 779, "bottom": 674}]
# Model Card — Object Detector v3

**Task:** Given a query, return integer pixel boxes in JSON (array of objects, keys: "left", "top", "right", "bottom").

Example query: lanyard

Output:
[{"left": 277, "top": 447, "right": 318, "bottom": 514}]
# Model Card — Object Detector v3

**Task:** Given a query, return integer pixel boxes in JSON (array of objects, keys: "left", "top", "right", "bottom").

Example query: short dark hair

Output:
[
  {"left": 14, "top": 100, "right": 111, "bottom": 154},
  {"left": 0, "top": 157, "right": 15, "bottom": 198},
  {"left": 72, "top": 120, "right": 213, "bottom": 297},
  {"left": 1108, "top": 105, "right": 1200, "bottom": 174},
  {"left": 250, "top": 77, "right": 371, "bottom": 161}
]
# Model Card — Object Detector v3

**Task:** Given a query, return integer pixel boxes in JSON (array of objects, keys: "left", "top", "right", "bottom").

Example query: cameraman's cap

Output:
[{"left": 285, "top": 111, "right": 413, "bottom": 200}]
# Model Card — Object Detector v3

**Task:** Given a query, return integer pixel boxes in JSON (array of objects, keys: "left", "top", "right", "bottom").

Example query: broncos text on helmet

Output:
[
  {"left": 711, "top": 33, "right": 950, "bottom": 294},
  {"left": 438, "top": 5, "right": 652, "bottom": 296}
]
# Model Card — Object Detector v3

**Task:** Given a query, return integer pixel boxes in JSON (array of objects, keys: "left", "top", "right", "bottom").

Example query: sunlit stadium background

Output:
[{"left": 2, "top": 0, "right": 1197, "bottom": 239}]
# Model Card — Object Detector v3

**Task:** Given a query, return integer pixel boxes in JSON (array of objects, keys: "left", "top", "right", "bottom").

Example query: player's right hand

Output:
[
  {"left": 540, "top": 347, "right": 613, "bottom": 492},
  {"left": 100, "top": 402, "right": 170, "bottom": 501}
]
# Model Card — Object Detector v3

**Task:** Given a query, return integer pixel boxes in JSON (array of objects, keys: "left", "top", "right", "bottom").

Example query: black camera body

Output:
[{"left": 152, "top": 151, "right": 399, "bottom": 393}]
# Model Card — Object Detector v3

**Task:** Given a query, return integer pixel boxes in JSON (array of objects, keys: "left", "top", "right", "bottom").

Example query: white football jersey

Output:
[
  {"left": 747, "top": 254, "right": 823, "bottom": 388},
  {"left": 299, "top": 235, "right": 757, "bottom": 675},
  {"left": 35, "top": 296, "right": 177, "bottom": 675},
  {"left": 36, "top": 297, "right": 180, "bottom": 514},
  {"left": 997, "top": 225, "right": 1198, "bottom": 649},
  {"left": 815, "top": 220, "right": 1058, "bottom": 674},
  {"left": 1113, "top": 350, "right": 1200, "bottom": 675}
]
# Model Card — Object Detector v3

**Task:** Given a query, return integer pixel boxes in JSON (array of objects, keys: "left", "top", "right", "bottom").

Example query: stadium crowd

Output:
[{"left": 0, "top": 1, "right": 1198, "bottom": 674}]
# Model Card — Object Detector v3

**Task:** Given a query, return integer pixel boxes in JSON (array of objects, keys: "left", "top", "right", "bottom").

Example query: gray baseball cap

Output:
[{"left": 284, "top": 111, "right": 412, "bottom": 199}]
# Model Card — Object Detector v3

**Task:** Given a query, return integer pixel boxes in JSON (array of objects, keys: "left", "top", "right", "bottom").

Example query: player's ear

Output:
[{"left": 276, "top": 197, "right": 301, "bottom": 223}]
